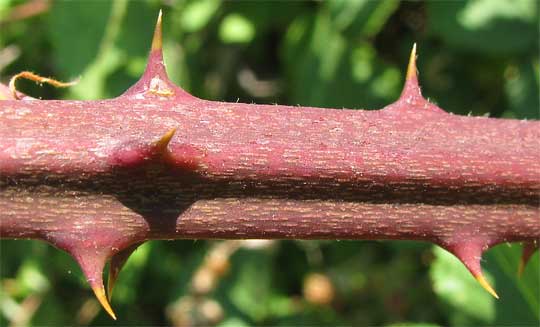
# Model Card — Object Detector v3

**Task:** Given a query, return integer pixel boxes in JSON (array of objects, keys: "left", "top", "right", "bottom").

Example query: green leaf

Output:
[
  {"left": 17, "top": 260, "right": 50, "bottom": 295},
  {"left": 220, "top": 248, "right": 274, "bottom": 322},
  {"left": 0, "top": 0, "right": 15, "bottom": 21},
  {"left": 428, "top": 0, "right": 539, "bottom": 54},
  {"left": 282, "top": 11, "right": 400, "bottom": 109},
  {"left": 327, "top": 0, "right": 399, "bottom": 37},
  {"left": 430, "top": 246, "right": 495, "bottom": 325},
  {"left": 50, "top": 0, "right": 130, "bottom": 99},
  {"left": 107, "top": 242, "right": 151, "bottom": 304},
  {"left": 48, "top": 1, "right": 113, "bottom": 79},
  {"left": 218, "top": 317, "right": 250, "bottom": 327},
  {"left": 485, "top": 244, "right": 539, "bottom": 324},
  {"left": 180, "top": 0, "right": 221, "bottom": 33}
]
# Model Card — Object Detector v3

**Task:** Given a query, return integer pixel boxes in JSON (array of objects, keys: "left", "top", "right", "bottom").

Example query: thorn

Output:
[
  {"left": 120, "top": 10, "right": 197, "bottom": 101},
  {"left": 91, "top": 284, "right": 117, "bottom": 320},
  {"left": 68, "top": 247, "right": 117, "bottom": 319},
  {"left": 151, "top": 10, "right": 163, "bottom": 52},
  {"left": 443, "top": 241, "right": 499, "bottom": 299},
  {"left": 398, "top": 43, "right": 423, "bottom": 102},
  {"left": 110, "top": 129, "right": 177, "bottom": 167},
  {"left": 406, "top": 43, "right": 417, "bottom": 81},
  {"left": 475, "top": 274, "right": 499, "bottom": 299},
  {"left": 518, "top": 240, "right": 538, "bottom": 277},
  {"left": 154, "top": 128, "right": 176, "bottom": 154},
  {"left": 107, "top": 243, "right": 143, "bottom": 301}
]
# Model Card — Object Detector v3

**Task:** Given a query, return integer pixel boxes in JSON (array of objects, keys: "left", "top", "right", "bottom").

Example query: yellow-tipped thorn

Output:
[
  {"left": 475, "top": 274, "right": 499, "bottom": 299},
  {"left": 151, "top": 10, "right": 163, "bottom": 51},
  {"left": 91, "top": 284, "right": 117, "bottom": 320},
  {"left": 406, "top": 43, "right": 417, "bottom": 81},
  {"left": 154, "top": 128, "right": 177, "bottom": 153}
]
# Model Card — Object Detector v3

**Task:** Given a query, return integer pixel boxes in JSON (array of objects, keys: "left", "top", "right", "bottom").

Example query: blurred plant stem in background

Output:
[{"left": 0, "top": 0, "right": 538, "bottom": 326}]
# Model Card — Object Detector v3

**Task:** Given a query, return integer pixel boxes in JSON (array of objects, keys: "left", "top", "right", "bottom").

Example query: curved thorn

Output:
[
  {"left": 109, "top": 129, "right": 176, "bottom": 167},
  {"left": 518, "top": 240, "right": 538, "bottom": 277},
  {"left": 107, "top": 242, "right": 143, "bottom": 301},
  {"left": 443, "top": 241, "right": 499, "bottom": 299},
  {"left": 70, "top": 248, "right": 117, "bottom": 319},
  {"left": 154, "top": 128, "right": 176, "bottom": 154},
  {"left": 475, "top": 274, "right": 499, "bottom": 299},
  {"left": 92, "top": 283, "right": 117, "bottom": 320}
]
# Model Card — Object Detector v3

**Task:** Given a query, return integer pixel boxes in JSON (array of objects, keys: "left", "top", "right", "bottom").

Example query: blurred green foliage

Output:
[{"left": 0, "top": 0, "right": 538, "bottom": 326}]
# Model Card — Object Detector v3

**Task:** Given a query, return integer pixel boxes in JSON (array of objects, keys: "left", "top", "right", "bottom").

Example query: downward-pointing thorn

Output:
[
  {"left": 475, "top": 274, "right": 499, "bottom": 299},
  {"left": 443, "top": 241, "right": 499, "bottom": 299},
  {"left": 91, "top": 284, "right": 117, "bottom": 320},
  {"left": 69, "top": 248, "right": 118, "bottom": 319}
]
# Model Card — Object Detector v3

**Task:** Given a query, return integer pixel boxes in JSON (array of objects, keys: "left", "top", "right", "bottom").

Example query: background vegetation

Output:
[{"left": 1, "top": 0, "right": 538, "bottom": 326}]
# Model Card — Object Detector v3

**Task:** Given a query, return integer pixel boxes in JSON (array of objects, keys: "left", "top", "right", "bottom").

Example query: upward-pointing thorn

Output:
[
  {"left": 120, "top": 10, "right": 197, "bottom": 101},
  {"left": 154, "top": 128, "right": 176, "bottom": 154},
  {"left": 406, "top": 43, "right": 417, "bottom": 81},
  {"left": 398, "top": 43, "right": 423, "bottom": 103},
  {"left": 151, "top": 10, "right": 163, "bottom": 53}
]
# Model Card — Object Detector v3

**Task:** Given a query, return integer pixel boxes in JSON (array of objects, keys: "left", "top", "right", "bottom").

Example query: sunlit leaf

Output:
[
  {"left": 48, "top": 1, "right": 113, "bottom": 78},
  {"left": 327, "top": 0, "right": 399, "bottom": 37},
  {"left": 219, "top": 14, "right": 255, "bottom": 44},
  {"left": 485, "top": 244, "right": 539, "bottom": 324},
  {"left": 180, "top": 0, "right": 221, "bottom": 33},
  {"left": 428, "top": 0, "right": 539, "bottom": 54},
  {"left": 282, "top": 12, "right": 400, "bottom": 109}
]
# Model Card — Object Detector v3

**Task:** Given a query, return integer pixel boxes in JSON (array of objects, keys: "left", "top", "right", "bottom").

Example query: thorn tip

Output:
[
  {"left": 475, "top": 274, "right": 499, "bottom": 299},
  {"left": 151, "top": 10, "right": 163, "bottom": 52},
  {"left": 91, "top": 284, "right": 117, "bottom": 320},
  {"left": 398, "top": 43, "right": 423, "bottom": 102},
  {"left": 406, "top": 43, "right": 417, "bottom": 81},
  {"left": 155, "top": 128, "right": 176, "bottom": 152}
]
